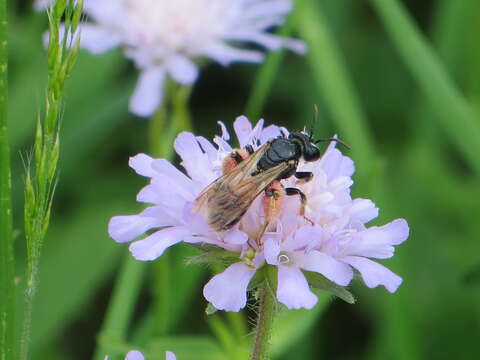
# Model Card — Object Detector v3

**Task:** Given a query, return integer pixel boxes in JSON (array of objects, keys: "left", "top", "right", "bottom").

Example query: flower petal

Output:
[
  {"left": 320, "top": 148, "right": 355, "bottom": 180},
  {"left": 233, "top": 116, "right": 254, "bottom": 148},
  {"left": 277, "top": 266, "right": 317, "bottom": 309},
  {"left": 343, "top": 256, "right": 402, "bottom": 293},
  {"left": 165, "top": 352, "right": 176, "bottom": 360},
  {"left": 80, "top": 24, "right": 122, "bottom": 54},
  {"left": 344, "top": 219, "right": 409, "bottom": 259},
  {"left": 129, "top": 67, "right": 166, "bottom": 117},
  {"left": 302, "top": 251, "right": 354, "bottom": 286},
  {"left": 129, "top": 153, "right": 156, "bottom": 177},
  {"left": 203, "top": 262, "right": 256, "bottom": 312},
  {"left": 166, "top": 55, "right": 199, "bottom": 85},
  {"left": 224, "top": 229, "right": 248, "bottom": 245},
  {"left": 264, "top": 237, "right": 281, "bottom": 265},
  {"left": 108, "top": 209, "right": 163, "bottom": 243},
  {"left": 129, "top": 227, "right": 189, "bottom": 261},
  {"left": 125, "top": 350, "right": 145, "bottom": 360}
]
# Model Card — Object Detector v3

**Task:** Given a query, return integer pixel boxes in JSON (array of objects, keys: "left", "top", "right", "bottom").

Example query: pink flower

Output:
[
  {"left": 109, "top": 116, "right": 409, "bottom": 311},
  {"left": 37, "top": 0, "right": 305, "bottom": 117}
]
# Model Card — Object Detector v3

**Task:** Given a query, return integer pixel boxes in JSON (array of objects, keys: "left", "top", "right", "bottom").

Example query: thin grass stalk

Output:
[
  {"left": 20, "top": 1, "right": 82, "bottom": 359},
  {"left": 368, "top": 0, "right": 480, "bottom": 176},
  {"left": 296, "top": 0, "right": 376, "bottom": 188},
  {"left": 0, "top": 0, "right": 15, "bottom": 359}
]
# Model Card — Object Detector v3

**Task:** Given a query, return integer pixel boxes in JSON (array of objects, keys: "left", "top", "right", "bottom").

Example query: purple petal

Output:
[
  {"left": 108, "top": 210, "right": 162, "bottom": 243},
  {"left": 320, "top": 148, "right": 355, "bottom": 181},
  {"left": 233, "top": 116, "right": 253, "bottom": 148},
  {"left": 264, "top": 237, "right": 281, "bottom": 265},
  {"left": 344, "top": 219, "right": 409, "bottom": 259},
  {"left": 203, "top": 262, "right": 256, "bottom": 312},
  {"left": 165, "top": 352, "right": 176, "bottom": 360},
  {"left": 224, "top": 229, "right": 248, "bottom": 245},
  {"left": 166, "top": 55, "right": 199, "bottom": 85},
  {"left": 129, "top": 153, "right": 156, "bottom": 177},
  {"left": 129, "top": 67, "right": 166, "bottom": 117},
  {"left": 129, "top": 227, "right": 189, "bottom": 261},
  {"left": 125, "top": 350, "right": 145, "bottom": 360},
  {"left": 347, "top": 198, "right": 379, "bottom": 224},
  {"left": 302, "top": 251, "right": 354, "bottom": 286},
  {"left": 284, "top": 225, "right": 323, "bottom": 251},
  {"left": 343, "top": 256, "right": 402, "bottom": 293},
  {"left": 277, "top": 266, "right": 317, "bottom": 309},
  {"left": 151, "top": 159, "right": 194, "bottom": 191}
]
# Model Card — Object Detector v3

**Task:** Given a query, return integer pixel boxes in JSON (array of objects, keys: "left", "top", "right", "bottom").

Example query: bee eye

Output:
[{"left": 304, "top": 146, "right": 320, "bottom": 161}]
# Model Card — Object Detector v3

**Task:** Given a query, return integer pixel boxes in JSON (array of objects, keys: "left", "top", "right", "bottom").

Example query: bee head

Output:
[{"left": 288, "top": 132, "right": 321, "bottom": 162}]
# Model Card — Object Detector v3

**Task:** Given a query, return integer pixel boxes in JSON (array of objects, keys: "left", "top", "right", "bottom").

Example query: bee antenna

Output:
[
  {"left": 308, "top": 104, "right": 319, "bottom": 140},
  {"left": 314, "top": 137, "right": 351, "bottom": 150}
]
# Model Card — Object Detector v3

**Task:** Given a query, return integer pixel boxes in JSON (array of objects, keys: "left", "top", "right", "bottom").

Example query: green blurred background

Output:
[{"left": 9, "top": 0, "right": 480, "bottom": 359}]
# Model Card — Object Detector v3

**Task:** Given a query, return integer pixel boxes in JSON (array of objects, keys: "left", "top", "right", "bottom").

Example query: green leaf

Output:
[
  {"left": 304, "top": 271, "right": 355, "bottom": 304},
  {"left": 270, "top": 292, "right": 331, "bottom": 359}
]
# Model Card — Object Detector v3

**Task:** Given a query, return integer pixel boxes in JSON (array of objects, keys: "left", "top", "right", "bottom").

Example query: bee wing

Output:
[{"left": 193, "top": 144, "right": 288, "bottom": 231}]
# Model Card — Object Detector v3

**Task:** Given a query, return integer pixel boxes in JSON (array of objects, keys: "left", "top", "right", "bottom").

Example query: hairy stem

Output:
[
  {"left": 0, "top": 0, "right": 15, "bottom": 358},
  {"left": 250, "top": 281, "right": 276, "bottom": 360}
]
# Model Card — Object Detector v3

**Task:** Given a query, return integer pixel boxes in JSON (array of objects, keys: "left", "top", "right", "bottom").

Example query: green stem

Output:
[
  {"left": 94, "top": 255, "right": 147, "bottom": 360},
  {"left": 250, "top": 281, "right": 276, "bottom": 360},
  {"left": 0, "top": 0, "right": 15, "bottom": 358}
]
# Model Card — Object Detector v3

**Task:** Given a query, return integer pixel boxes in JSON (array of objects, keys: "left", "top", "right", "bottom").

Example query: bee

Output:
[{"left": 193, "top": 125, "right": 348, "bottom": 244}]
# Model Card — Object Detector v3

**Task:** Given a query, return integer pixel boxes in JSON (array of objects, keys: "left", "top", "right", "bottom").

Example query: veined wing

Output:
[{"left": 193, "top": 144, "right": 288, "bottom": 231}]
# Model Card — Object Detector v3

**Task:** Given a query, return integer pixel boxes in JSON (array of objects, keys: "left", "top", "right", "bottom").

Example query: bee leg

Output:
[
  {"left": 245, "top": 144, "right": 255, "bottom": 155},
  {"left": 285, "top": 187, "right": 314, "bottom": 225},
  {"left": 258, "top": 181, "right": 284, "bottom": 246},
  {"left": 294, "top": 171, "right": 314, "bottom": 183}
]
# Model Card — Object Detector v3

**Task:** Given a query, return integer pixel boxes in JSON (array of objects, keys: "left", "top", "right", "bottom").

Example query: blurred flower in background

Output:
[
  {"left": 109, "top": 116, "right": 409, "bottom": 311},
  {"left": 35, "top": 0, "right": 305, "bottom": 117},
  {"left": 105, "top": 350, "right": 176, "bottom": 360}
]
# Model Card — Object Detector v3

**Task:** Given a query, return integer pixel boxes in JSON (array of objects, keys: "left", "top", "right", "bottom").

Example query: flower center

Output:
[{"left": 278, "top": 251, "right": 292, "bottom": 265}]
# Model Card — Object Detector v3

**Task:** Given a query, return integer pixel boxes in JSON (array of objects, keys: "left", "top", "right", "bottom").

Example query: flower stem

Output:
[
  {"left": 250, "top": 280, "right": 276, "bottom": 360},
  {"left": 0, "top": 0, "right": 16, "bottom": 358}
]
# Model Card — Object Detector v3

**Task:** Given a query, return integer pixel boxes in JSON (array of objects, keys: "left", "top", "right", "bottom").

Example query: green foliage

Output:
[{"left": 6, "top": 1, "right": 480, "bottom": 360}]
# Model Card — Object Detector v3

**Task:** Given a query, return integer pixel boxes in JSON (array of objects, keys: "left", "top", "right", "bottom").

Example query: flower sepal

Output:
[
  {"left": 186, "top": 244, "right": 241, "bottom": 267},
  {"left": 303, "top": 271, "right": 356, "bottom": 304}
]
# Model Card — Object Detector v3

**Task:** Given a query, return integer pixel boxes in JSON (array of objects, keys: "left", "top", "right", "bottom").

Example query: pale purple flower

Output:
[
  {"left": 109, "top": 116, "right": 409, "bottom": 311},
  {"left": 104, "top": 350, "right": 176, "bottom": 360},
  {"left": 37, "top": 0, "right": 305, "bottom": 117}
]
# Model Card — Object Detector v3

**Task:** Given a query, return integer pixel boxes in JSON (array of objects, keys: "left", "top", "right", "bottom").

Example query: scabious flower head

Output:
[
  {"left": 109, "top": 116, "right": 409, "bottom": 311},
  {"left": 36, "top": 0, "right": 305, "bottom": 117}
]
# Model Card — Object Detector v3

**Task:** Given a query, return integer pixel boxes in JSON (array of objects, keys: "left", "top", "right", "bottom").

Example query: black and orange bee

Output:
[{"left": 193, "top": 122, "right": 348, "bottom": 244}]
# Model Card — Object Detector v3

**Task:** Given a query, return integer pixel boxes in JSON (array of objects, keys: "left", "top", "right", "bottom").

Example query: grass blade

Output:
[
  {"left": 296, "top": 0, "right": 377, "bottom": 186},
  {"left": 0, "top": 0, "right": 16, "bottom": 358},
  {"left": 369, "top": 0, "right": 480, "bottom": 175}
]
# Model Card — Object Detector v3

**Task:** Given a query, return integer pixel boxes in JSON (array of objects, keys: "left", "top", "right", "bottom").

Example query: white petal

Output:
[
  {"left": 203, "top": 262, "right": 256, "bottom": 312},
  {"left": 343, "top": 256, "right": 403, "bottom": 293},
  {"left": 80, "top": 24, "right": 122, "bottom": 54},
  {"left": 129, "top": 67, "right": 166, "bottom": 117},
  {"left": 129, "top": 227, "right": 189, "bottom": 261},
  {"left": 302, "top": 251, "right": 354, "bottom": 286},
  {"left": 166, "top": 55, "right": 199, "bottom": 85},
  {"left": 203, "top": 43, "right": 264, "bottom": 66},
  {"left": 277, "top": 266, "right": 317, "bottom": 310},
  {"left": 224, "top": 229, "right": 248, "bottom": 245}
]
